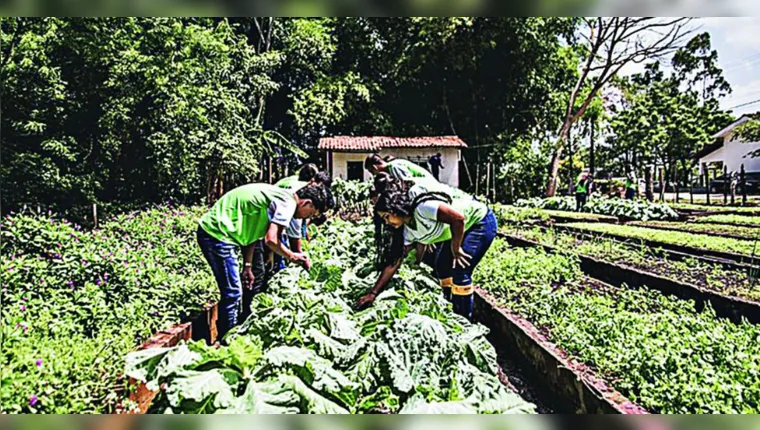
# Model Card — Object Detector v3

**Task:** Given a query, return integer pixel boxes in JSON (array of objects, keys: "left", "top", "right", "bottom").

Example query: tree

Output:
[
  {"left": 608, "top": 37, "right": 733, "bottom": 201},
  {"left": 545, "top": 17, "right": 694, "bottom": 196}
]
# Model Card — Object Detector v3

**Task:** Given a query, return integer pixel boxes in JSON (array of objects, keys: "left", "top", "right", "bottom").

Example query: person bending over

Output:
[
  {"left": 355, "top": 177, "right": 497, "bottom": 320},
  {"left": 197, "top": 182, "right": 331, "bottom": 338}
]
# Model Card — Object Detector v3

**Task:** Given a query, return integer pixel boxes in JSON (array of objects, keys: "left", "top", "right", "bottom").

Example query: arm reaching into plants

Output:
[
  {"left": 355, "top": 245, "right": 412, "bottom": 310},
  {"left": 436, "top": 204, "right": 471, "bottom": 268},
  {"left": 265, "top": 223, "right": 311, "bottom": 270}
]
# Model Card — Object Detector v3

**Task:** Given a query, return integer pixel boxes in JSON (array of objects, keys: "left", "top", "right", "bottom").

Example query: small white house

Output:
[
  {"left": 699, "top": 115, "right": 760, "bottom": 175},
  {"left": 318, "top": 136, "right": 467, "bottom": 188}
]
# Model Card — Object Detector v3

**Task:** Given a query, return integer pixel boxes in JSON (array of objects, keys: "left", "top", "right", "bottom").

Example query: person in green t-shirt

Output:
[
  {"left": 197, "top": 182, "right": 331, "bottom": 339},
  {"left": 575, "top": 170, "right": 592, "bottom": 211},
  {"left": 364, "top": 153, "right": 435, "bottom": 182},
  {"left": 355, "top": 176, "right": 497, "bottom": 321},
  {"left": 625, "top": 165, "right": 638, "bottom": 200}
]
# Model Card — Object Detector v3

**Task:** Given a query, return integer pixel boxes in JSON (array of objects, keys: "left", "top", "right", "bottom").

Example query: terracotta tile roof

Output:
[{"left": 318, "top": 136, "right": 468, "bottom": 152}]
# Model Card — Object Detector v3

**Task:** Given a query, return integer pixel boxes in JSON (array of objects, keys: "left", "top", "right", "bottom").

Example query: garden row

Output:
[
  {"left": 0, "top": 207, "right": 217, "bottom": 413},
  {"left": 124, "top": 220, "right": 537, "bottom": 414},
  {"left": 474, "top": 239, "right": 760, "bottom": 413},
  {"left": 501, "top": 225, "right": 758, "bottom": 303},
  {"left": 556, "top": 222, "right": 758, "bottom": 265}
]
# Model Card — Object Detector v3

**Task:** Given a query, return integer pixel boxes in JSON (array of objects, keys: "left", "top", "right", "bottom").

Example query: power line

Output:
[{"left": 727, "top": 98, "right": 760, "bottom": 110}]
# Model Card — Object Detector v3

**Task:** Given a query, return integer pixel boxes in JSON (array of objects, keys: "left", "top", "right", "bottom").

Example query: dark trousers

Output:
[
  {"left": 431, "top": 168, "right": 440, "bottom": 181},
  {"left": 576, "top": 192, "right": 587, "bottom": 211},
  {"left": 625, "top": 188, "right": 636, "bottom": 200},
  {"left": 421, "top": 209, "right": 498, "bottom": 320},
  {"left": 197, "top": 227, "right": 252, "bottom": 339}
]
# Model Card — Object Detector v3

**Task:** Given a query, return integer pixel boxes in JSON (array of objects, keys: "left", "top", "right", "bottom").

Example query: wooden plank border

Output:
[{"left": 473, "top": 288, "right": 647, "bottom": 414}]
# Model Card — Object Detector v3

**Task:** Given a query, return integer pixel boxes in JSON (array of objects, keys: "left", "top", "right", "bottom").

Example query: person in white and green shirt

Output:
[
  {"left": 355, "top": 176, "right": 497, "bottom": 320},
  {"left": 197, "top": 182, "right": 331, "bottom": 338},
  {"left": 364, "top": 153, "right": 435, "bottom": 181}
]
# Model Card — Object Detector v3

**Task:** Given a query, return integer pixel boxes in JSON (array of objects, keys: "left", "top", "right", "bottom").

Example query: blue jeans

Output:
[
  {"left": 423, "top": 209, "right": 498, "bottom": 320},
  {"left": 197, "top": 226, "right": 247, "bottom": 339}
]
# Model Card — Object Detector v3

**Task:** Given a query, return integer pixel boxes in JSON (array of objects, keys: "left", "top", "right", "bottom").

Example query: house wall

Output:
[
  {"left": 330, "top": 147, "right": 461, "bottom": 187},
  {"left": 700, "top": 134, "right": 760, "bottom": 174}
]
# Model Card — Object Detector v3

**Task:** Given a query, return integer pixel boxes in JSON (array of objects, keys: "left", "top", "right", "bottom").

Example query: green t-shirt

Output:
[
  {"left": 402, "top": 183, "right": 488, "bottom": 245},
  {"left": 388, "top": 159, "right": 435, "bottom": 181},
  {"left": 275, "top": 175, "right": 307, "bottom": 192},
  {"left": 199, "top": 184, "right": 297, "bottom": 246}
]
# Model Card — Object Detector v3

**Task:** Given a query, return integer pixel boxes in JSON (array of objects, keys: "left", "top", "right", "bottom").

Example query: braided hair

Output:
[{"left": 373, "top": 176, "right": 451, "bottom": 269}]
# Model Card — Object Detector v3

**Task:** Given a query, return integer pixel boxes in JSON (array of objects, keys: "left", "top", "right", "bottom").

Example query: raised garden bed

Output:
[
  {"left": 475, "top": 240, "right": 760, "bottom": 413},
  {"left": 557, "top": 222, "right": 760, "bottom": 266},
  {"left": 628, "top": 221, "right": 758, "bottom": 241},
  {"left": 694, "top": 214, "right": 760, "bottom": 228},
  {"left": 499, "top": 233, "right": 760, "bottom": 325},
  {"left": 473, "top": 288, "right": 646, "bottom": 414}
]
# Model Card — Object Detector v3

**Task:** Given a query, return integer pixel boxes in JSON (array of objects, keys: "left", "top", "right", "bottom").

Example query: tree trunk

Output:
[
  {"left": 545, "top": 120, "right": 572, "bottom": 197},
  {"left": 589, "top": 118, "right": 595, "bottom": 175},
  {"left": 645, "top": 165, "right": 654, "bottom": 202},
  {"left": 658, "top": 166, "right": 665, "bottom": 202}
]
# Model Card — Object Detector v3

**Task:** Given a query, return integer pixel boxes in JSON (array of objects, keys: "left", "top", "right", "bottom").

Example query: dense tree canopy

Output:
[
  {"left": 1, "top": 17, "right": 578, "bottom": 214},
  {"left": 1, "top": 18, "right": 742, "bottom": 214}
]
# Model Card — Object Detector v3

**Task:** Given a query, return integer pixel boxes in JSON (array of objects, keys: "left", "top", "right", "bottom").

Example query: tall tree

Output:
[{"left": 545, "top": 17, "right": 693, "bottom": 196}]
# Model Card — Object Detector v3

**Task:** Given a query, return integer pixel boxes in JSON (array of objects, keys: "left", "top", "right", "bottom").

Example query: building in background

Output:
[
  {"left": 318, "top": 136, "right": 467, "bottom": 187},
  {"left": 699, "top": 115, "right": 760, "bottom": 177}
]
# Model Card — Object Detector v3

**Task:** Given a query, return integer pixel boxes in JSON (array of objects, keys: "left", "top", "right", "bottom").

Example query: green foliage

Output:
[
  {"left": 1, "top": 18, "right": 284, "bottom": 213},
  {"left": 0, "top": 206, "right": 217, "bottom": 413},
  {"left": 331, "top": 178, "right": 373, "bottom": 217},
  {"left": 125, "top": 219, "right": 536, "bottom": 414},
  {"left": 632, "top": 221, "right": 760, "bottom": 239},
  {"left": 476, "top": 238, "right": 760, "bottom": 413},
  {"left": 696, "top": 214, "right": 760, "bottom": 228},
  {"left": 516, "top": 197, "right": 678, "bottom": 221},
  {"left": 560, "top": 222, "right": 758, "bottom": 256},
  {"left": 505, "top": 226, "right": 757, "bottom": 301}
]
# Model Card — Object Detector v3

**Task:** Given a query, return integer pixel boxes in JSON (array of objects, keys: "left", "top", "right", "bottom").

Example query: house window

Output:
[{"left": 347, "top": 161, "right": 363, "bottom": 181}]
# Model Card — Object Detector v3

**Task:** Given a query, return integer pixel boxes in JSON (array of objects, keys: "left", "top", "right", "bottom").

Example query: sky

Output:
[
  {"left": 619, "top": 17, "right": 760, "bottom": 118},
  {"left": 700, "top": 17, "right": 760, "bottom": 117}
]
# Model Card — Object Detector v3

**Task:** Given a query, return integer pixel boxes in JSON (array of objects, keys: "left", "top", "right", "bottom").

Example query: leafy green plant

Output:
[
  {"left": 631, "top": 221, "right": 760, "bottom": 239},
  {"left": 504, "top": 226, "right": 757, "bottom": 301},
  {"left": 516, "top": 197, "right": 678, "bottom": 221},
  {"left": 695, "top": 214, "right": 760, "bottom": 228},
  {"left": 475, "top": 239, "right": 760, "bottom": 413},
  {"left": 560, "top": 222, "right": 758, "bottom": 257},
  {"left": 0, "top": 206, "right": 217, "bottom": 413},
  {"left": 125, "top": 219, "right": 536, "bottom": 414}
]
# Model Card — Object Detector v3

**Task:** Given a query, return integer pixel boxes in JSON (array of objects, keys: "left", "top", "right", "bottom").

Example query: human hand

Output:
[
  {"left": 452, "top": 247, "right": 472, "bottom": 269},
  {"left": 354, "top": 292, "right": 377, "bottom": 310},
  {"left": 242, "top": 267, "right": 255, "bottom": 290},
  {"left": 291, "top": 253, "right": 312, "bottom": 270}
]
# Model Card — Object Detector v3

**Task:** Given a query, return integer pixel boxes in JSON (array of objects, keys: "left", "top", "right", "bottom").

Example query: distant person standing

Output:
[
  {"left": 575, "top": 170, "right": 592, "bottom": 211},
  {"left": 625, "top": 166, "right": 638, "bottom": 200},
  {"left": 428, "top": 153, "right": 444, "bottom": 181}
]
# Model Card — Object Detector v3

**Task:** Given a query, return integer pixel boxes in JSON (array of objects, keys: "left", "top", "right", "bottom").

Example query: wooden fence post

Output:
[
  {"left": 92, "top": 203, "right": 98, "bottom": 229},
  {"left": 723, "top": 166, "right": 728, "bottom": 206},
  {"left": 674, "top": 163, "right": 680, "bottom": 203},
  {"left": 689, "top": 171, "right": 694, "bottom": 205},
  {"left": 741, "top": 164, "right": 747, "bottom": 207}
]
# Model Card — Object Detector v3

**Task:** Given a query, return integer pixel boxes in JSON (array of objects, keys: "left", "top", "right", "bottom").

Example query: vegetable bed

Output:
[
  {"left": 475, "top": 240, "right": 760, "bottom": 413},
  {"left": 629, "top": 221, "right": 759, "bottom": 241},
  {"left": 516, "top": 197, "right": 677, "bottom": 221},
  {"left": 124, "top": 220, "right": 536, "bottom": 414},
  {"left": 503, "top": 226, "right": 759, "bottom": 302},
  {"left": 0, "top": 207, "right": 217, "bottom": 413},
  {"left": 671, "top": 203, "right": 760, "bottom": 215},
  {"left": 558, "top": 222, "right": 759, "bottom": 261},
  {"left": 694, "top": 214, "right": 760, "bottom": 228}
]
